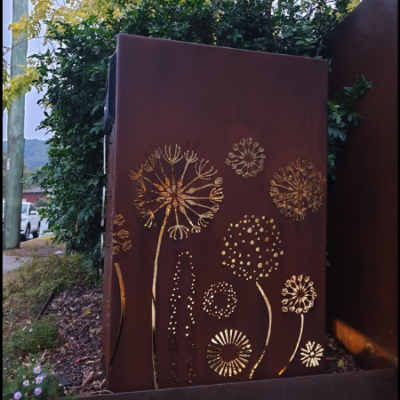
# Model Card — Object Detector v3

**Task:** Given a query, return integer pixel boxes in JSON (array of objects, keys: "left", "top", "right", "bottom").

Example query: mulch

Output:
[
  {"left": 325, "top": 334, "right": 363, "bottom": 374},
  {"left": 43, "top": 284, "right": 108, "bottom": 397},
  {"left": 43, "top": 285, "right": 362, "bottom": 397}
]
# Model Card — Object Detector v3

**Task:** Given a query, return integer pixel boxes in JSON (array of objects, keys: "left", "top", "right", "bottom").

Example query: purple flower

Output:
[
  {"left": 34, "top": 387, "right": 42, "bottom": 396},
  {"left": 33, "top": 366, "right": 41, "bottom": 374},
  {"left": 35, "top": 376, "right": 43, "bottom": 384},
  {"left": 29, "top": 328, "right": 33, "bottom": 332},
  {"left": 13, "top": 392, "right": 22, "bottom": 400},
  {"left": 21, "top": 326, "right": 26, "bottom": 331}
]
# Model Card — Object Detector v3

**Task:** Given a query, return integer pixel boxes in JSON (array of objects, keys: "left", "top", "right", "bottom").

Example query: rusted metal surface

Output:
[
  {"left": 82, "top": 369, "right": 398, "bottom": 400},
  {"left": 103, "top": 34, "right": 328, "bottom": 393},
  {"left": 326, "top": 0, "right": 398, "bottom": 369}
]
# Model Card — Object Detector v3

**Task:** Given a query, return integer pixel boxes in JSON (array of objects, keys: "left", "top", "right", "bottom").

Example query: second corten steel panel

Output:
[
  {"left": 102, "top": 34, "right": 328, "bottom": 393},
  {"left": 326, "top": 0, "right": 398, "bottom": 369}
]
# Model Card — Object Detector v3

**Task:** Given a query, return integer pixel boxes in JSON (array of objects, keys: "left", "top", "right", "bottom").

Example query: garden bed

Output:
[
  {"left": 2, "top": 254, "right": 367, "bottom": 398},
  {"left": 42, "top": 286, "right": 361, "bottom": 397}
]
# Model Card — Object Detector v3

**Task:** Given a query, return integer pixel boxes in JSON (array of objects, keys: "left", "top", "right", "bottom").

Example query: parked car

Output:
[
  {"left": 21, "top": 201, "right": 41, "bottom": 240},
  {"left": 2, "top": 200, "right": 41, "bottom": 241}
]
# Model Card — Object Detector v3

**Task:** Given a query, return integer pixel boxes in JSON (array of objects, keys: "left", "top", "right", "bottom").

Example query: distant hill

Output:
[{"left": 3, "top": 139, "right": 49, "bottom": 171}]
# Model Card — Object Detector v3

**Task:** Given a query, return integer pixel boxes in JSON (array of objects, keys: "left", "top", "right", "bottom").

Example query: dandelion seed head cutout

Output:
[
  {"left": 221, "top": 215, "right": 284, "bottom": 281},
  {"left": 270, "top": 159, "right": 326, "bottom": 221},
  {"left": 130, "top": 145, "right": 223, "bottom": 239},
  {"left": 130, "top": 144, "right": 223, "bottom": 389},
  {"left": 226, "top": 138, "right": 265, "bottom": 179},
  {"left": 278, "top": 275, "right": 318, "bottom": 376},
  {"left": 281, "top": 274, "right": 317, "bottom": 314}
]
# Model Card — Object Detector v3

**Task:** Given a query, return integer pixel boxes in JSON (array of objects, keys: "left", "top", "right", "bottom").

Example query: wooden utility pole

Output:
[{"left": 4, "top": 0, "right": 28, "bottom": 249}]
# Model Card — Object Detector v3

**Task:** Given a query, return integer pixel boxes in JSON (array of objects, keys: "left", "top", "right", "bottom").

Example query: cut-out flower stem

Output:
[
  {"left": 131, "top": 145, "right": 223, "bottom": 389},
  {"left": 151, "top": 205, "right": 171, "bottom": 389},
  {"left": 279, "top": 274, "right": 317, "bottom": 375},
  {"left": 278, "top": 314, "right": 304, "bottom": 376},
  {"left": 249, "top": 282, "right": 272, "bottom": 379}
]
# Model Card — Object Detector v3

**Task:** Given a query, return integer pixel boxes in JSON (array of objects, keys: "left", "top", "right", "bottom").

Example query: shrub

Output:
[
  {"left": 4, "top": 253, "right": 96, "bottom": 315},
  {"left": 8, "top": 317, "right": 58, "bottom": 357},
  {"left": 31, "top": 0, "right": 369, "bottom": 274}
]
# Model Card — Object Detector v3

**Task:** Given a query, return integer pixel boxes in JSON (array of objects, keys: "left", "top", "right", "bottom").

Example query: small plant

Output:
[
  {"left": 8, "top": 317, "right": 58, "bottom": 357},
  {"left": 2, "top": 355, "right": 78, "bottom": 400},
  {"left": 327, "top": 75, "right": 372, "bottom": 179}
]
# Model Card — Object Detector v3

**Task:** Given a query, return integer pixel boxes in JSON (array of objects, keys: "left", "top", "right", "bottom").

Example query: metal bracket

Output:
[
  {"left": 101, "top": 186, "right": 106, "bottom": 227},
  {"left": 103, "top": 135, "right": 106, "bottom": 175}
]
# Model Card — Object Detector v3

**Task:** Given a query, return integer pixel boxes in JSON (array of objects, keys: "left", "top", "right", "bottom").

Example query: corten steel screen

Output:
[{"left": 103, "top": 34, "right": 328, "bottom": 393}]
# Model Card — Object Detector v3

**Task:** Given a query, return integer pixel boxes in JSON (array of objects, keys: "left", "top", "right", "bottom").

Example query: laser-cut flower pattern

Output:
[
  {"left": 221, "top": 215, "right": 284, "bottom": 281},
  {"left": 270, "top": 159, "right": 326, "bottom": 221},
  {"left": 112, "top": 214, "right": 132, "bottom": 255},
  {"left": 226, "top": 138, "right": 265, "bottom": 179},
  {"left": 281, "top": 274, "right": 317, "bottom": 314},
  {"left": 203, "top": 282, "right": 238, "bottom": 319},
  {"left": 221, "top": 214, "right": 282, "bottom": 379},
  {"left": 207, "top": 330, "right": 252, "bottom": 377},
  {"left": 130, "top": 145, "right": 223, "bottom": 239},
  {"left": 300, "top": 341, "right": 324, "bottom": 367},
  {"left": 167, "top": 251, "right": 196, "bottom": 386},
  {"left": 130, "top": 144, "right": 223, "bottom": 389},
  {"left": 278, "top": 275, "right": 318, "bottom": 376}
]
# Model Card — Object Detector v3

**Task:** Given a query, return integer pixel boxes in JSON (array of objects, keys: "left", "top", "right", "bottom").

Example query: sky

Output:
[{"left": 3, "top": 0, "right": 50, "bottom": 142}]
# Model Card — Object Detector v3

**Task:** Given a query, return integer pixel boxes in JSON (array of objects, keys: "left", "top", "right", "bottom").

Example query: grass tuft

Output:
[{"left": 7, "top": 316, "right": 58, "bottom": 357}]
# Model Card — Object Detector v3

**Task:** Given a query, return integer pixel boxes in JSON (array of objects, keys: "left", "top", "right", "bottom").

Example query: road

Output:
[
  {"left": 2, "top": 217, "right": 52, "bottom": 274},
  {"left": 3, "top": 256, "right": 32, "bottom": 274}
]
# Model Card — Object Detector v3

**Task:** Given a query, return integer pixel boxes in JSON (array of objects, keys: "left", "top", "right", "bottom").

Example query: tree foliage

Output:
[
  {"left": 327, "top": 74, "right": 372, "bottom": 178},
  {"left": 3, "top": 0, "right": 134, "bottom": 112},
  {"left": 26, "top": 0, "right": 370, "bottom": 274}
]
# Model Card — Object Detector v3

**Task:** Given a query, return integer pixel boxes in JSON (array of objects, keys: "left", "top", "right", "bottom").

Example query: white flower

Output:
[
  {"left": 35, "top": 376, "right": 44, "bottom": 384},
  {"left": 21, "top": 326, "right": 27, "bottom": 331},
  {"left": 29, "top": 328, "right": 33, "bottom": 332},
  {"left": 23, "top": 380, "right": 30, "bottom": 387}
]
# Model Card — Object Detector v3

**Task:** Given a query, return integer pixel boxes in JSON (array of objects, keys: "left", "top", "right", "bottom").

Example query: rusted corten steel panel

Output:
[
  {"left": 102, "top": 34, "right": 328, "bottom": 393},
  {"left": 83, "top": 369, "right": 398, "bottom": 400},
  {"left": 326, "top": 0, "right": 398, "bottom": 369}
]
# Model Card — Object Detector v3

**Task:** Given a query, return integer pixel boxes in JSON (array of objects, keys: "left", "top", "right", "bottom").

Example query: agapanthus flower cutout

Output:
[
  {"left": 130, "top": 144, "right": 223, "bottom": 389},
  {"left": 270, "top": 159, "right": 326, "bottom": 221},
  {"left": 279, "top": 275, "right": 317, "bottom": 375},
  {"left": 207, "top": 330, "right": 252, "bottom": 377},
  {"left": 221, "top": 215, "right": 284, "bottom": 379},
  {"left": 131, "top": 145, "right": 223, "bottom": 238},
  {"left": 226, "top": 138, "right": 265, "bottom": 179},
  {"left": 112, "top": 214, "right": 132, "bottom": 255},
  {"left": 300, "top": 341, "right": 324, "bottom": 367}
]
